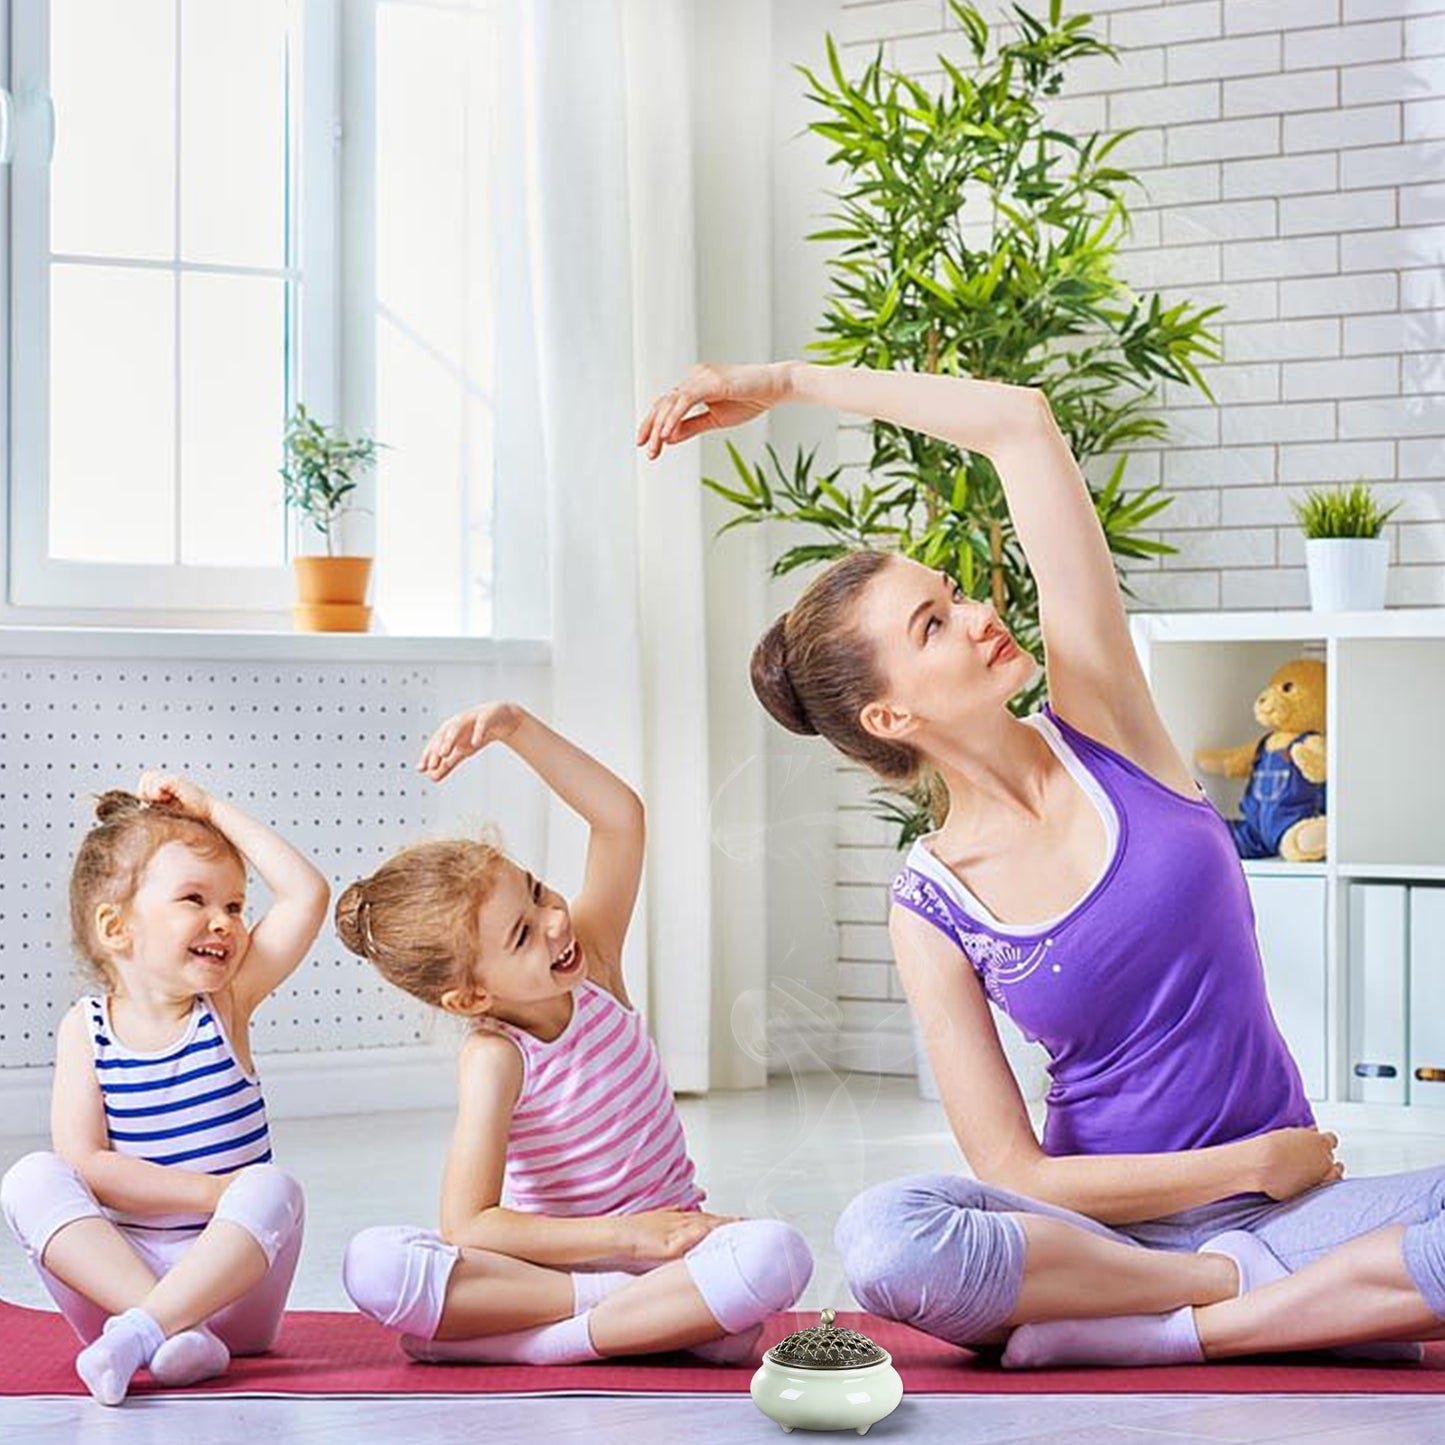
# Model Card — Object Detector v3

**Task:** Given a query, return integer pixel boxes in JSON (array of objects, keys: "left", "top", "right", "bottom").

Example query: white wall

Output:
[{"left": 840, "top": 0, "right": 1445, "bottom": 611}]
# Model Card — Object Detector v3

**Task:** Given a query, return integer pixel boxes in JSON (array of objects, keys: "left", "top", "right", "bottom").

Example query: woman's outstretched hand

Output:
[
  {"left": 636, "top": 361, "right": 792, "bottom": 459},
  {"left": 417, "top": 701, "right": 526, "bottom": 782}
]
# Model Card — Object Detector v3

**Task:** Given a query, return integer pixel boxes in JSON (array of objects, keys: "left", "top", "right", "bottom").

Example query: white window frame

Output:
[{"left": 6, "top": 0, "right": 339, "bottom": 613}]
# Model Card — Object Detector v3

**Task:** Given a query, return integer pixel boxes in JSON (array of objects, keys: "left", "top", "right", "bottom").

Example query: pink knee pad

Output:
[
  {"left": 213, "top": 1164, "right": 305, "bottom": 1265},
  {"left": 341, "top": 1225, "right": 460, "bottom": 1339},
  {"left": 684, "top": 1219, "right": 813, "bottom": 1335},
  {"left": 0, "top": 1152, "right": 103, "bottom": 1261}
]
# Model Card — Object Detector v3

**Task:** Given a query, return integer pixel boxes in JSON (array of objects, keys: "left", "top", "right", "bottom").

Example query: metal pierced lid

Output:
[{"left": 764, "top": 1309, "right": 888, "bottom": 1370}]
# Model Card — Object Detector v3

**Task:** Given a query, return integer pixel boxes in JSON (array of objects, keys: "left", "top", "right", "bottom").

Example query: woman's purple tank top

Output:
[{"left": 891, "top": 703, "right": 1315, "bottom": 1160}]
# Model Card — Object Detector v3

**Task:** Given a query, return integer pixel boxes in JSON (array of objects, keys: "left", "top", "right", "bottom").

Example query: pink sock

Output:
[
  {"left": 1001, "top": 1304, "right": 1203, "bottom": 1370},
  {"left": 400, "top": 1309, "right": 601, "bottom": 1365},
  {"left": 571, "top": 1269, "right": 634, "bottom": 1313}
]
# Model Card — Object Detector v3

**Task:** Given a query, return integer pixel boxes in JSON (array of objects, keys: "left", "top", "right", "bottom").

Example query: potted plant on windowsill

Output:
[
  {"left": 1293, "top": 482, "right": 1399, "bottom": 612},
  {"left": 282, "top": 404, "right": 383, "bottom": 632}
]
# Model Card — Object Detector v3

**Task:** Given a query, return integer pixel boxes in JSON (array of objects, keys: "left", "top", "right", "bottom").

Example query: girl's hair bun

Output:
[
  {"left": 94, "top": 790, "right": 146, "bottom": 823},
  {"left": 749, "top": 613, "right": 816, "bottom": 736},
  {"left": 334, "top": 881, "right": 373, "bottom": 960}
]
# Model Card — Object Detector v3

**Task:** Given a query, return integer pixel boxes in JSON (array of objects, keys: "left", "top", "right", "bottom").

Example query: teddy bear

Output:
[{"left": 1194, "top": 658, "right": 1327, "bottom": 863}]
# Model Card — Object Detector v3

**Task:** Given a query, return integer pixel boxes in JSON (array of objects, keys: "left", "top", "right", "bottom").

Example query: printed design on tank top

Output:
[{"left": 891, "top": 868, "right": 1060, "bottom": 1013}]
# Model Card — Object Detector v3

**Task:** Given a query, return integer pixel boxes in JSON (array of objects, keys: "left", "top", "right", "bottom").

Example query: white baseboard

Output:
[{"left": 0, "top": 1045, "right": 459, "bottom": 1141}]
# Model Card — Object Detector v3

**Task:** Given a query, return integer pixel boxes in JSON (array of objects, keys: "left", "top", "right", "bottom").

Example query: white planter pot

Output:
[
  {"left": 1305, "top": 537, "right": 1389, "bottom": 612},
  {"left": 911, "top": 1007, "right": 1050, "bottom": 1104}
]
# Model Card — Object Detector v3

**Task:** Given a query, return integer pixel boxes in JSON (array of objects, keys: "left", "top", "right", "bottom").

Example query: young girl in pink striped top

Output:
[{"left": 335, "top": 702, "right": 811, "bottom": 1366}]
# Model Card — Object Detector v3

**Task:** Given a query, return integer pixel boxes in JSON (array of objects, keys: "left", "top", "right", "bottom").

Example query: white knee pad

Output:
[
  {"left": 213, "top": 1164, "right": 305, "bottom": 1265},
  {"left": 0, "top": 1151, "right": 102, "bottom": 1260},
  {"left": 684, "top": 1218, "right": 813, "bottom": 1334},
  {"left": 341, "top": 1225, "right": 460, "bottom": 1339}
]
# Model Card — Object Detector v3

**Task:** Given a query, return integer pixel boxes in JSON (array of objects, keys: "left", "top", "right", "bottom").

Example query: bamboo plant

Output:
[{"left": 705, "top": 0, "right": 1223, "bottom": 845}]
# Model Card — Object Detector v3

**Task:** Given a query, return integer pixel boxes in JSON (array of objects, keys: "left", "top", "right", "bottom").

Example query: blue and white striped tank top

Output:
[{"left": 85, "top": 993, "right": 272, "bottom": 1230}]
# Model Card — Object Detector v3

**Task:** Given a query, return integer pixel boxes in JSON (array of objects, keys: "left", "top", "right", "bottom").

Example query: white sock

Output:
[
  {"left": 1198, "top": 1229, "right": 1289, "bottom": 1297},
  {"left": 1199, "top": 1230, "right": 1424, "bottom": 1363},
  {"left": 684, "top": 1321, "right": 766, "bottom": 1366},
  {"left": 1001, "top": 1304, "right": 1203, "bottom": 1370},
  {"left": 570, "top": 1269, "right": 635, "bottom": 1313},
  {"left": 400, "top": 1309, "right": 602, "bottom": 1365},
  {"left": 77, "top": 1307, "right": 165, "bottom": 1406},
  {"left": 147, "top": 1324, "right": 231, "bottom": 1387}
]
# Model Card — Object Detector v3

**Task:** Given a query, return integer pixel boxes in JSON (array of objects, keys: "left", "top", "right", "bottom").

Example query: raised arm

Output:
[
  {"left": 51, "top": 1003, "right": 227, "bottom": 1219},
  {"left": 639, "top": 361, "right": 1196, "bottom": 792},
  {"left": 794, "top": 365, "right": 1194, "bottom": 780},
  {"left": 417, "top": 703, "right": 644, "bottom": 1005},
  {"left": 136, "top": 774, "right": 331, "bottom": 1024},
  {"left": 891, "top": 906, "right": 1341, "bottom": 1225}
]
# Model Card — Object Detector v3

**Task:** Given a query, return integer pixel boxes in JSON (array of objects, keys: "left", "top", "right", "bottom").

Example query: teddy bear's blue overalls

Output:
[{"left": 1229, "top": 731, "right": 1327, "bottom": 859}]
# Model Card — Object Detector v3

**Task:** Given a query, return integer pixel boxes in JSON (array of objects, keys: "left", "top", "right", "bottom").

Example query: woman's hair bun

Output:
[{"left": 750, "top": 613, "right": 817, "bottom": 737}]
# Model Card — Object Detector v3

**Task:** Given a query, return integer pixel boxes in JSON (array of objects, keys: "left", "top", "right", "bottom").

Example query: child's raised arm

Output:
[
  {"left": 417, "top": 704, "right": 644, "bottom": 1003},
  {"left": 137, "top": 773, "right": 330, "bottom": 1023}
]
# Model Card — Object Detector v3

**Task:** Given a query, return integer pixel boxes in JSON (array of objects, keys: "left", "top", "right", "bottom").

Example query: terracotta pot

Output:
[
  {"left": 293, "top": 555, "right": 372, "bottom": 605},
  {"left": 292, "top": 557, "right": 373, "bottom": 632},
  {"left": 292, "top": 602, "right": 372, "bottom": 633}
]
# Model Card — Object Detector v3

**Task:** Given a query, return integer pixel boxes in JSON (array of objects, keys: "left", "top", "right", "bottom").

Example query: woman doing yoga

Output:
[{"left": 637, "top": 361, "right": 1445, "bottom": 1368}]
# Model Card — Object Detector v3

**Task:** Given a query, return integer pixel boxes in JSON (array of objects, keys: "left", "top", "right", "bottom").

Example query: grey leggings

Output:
[{"left": 835, "top": 1166, "right": 1445, "bottom": 1347}]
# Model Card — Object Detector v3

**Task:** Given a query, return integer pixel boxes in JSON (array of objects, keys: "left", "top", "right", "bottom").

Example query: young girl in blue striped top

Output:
[{"left": 0, "top": 774, "right": 330, "bottom": 1406}]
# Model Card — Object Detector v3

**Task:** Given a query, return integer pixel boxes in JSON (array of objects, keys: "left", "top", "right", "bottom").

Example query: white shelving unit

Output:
[{"left": 1132, "top": 609, "right": 1445, "bottom": 1135}]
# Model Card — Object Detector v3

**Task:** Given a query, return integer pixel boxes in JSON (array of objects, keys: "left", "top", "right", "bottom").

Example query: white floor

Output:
[{"left": 5, "top": 1073, "right": 1445, "bottom": 1443}]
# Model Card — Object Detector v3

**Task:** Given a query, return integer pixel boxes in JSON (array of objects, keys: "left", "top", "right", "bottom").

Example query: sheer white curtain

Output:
[{"left": 497, "top": 0, "right": 714, "bottom": 1088}]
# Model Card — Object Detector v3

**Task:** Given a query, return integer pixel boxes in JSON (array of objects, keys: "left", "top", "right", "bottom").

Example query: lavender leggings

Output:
[
  {"left": 1, "top": 1151, "right": 304, "bottom": 1353},
  {"left": 835, "top": 1166, "right": 1445, "bottom": 1347}
]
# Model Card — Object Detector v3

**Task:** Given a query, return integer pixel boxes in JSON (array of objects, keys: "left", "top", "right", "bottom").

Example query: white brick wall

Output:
[{"left": 824, "top": 0, "right": 1445, "bottom": 1064}]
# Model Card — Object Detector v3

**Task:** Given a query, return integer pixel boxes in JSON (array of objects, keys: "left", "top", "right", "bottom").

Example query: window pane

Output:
[
  {"left": 375, "top": 1, "right": 498, "bottom": 633},
  {"left": 376, "top": 3, "right": 466, "bottom": 370},
  {"left": 179, "top": 273, "right": 288, "bottom": 567},
  {"left": 49, "top": 266, "right": 175, "bottom": 563},
  {"left": 180, "top": 0, "right": 292, "bottom": 269},
  {"left": 50, "top": 0, "right": 175, "bottom": 260},
  {"left": 377, "top": 320, "right": 465, "bottom": 632}
]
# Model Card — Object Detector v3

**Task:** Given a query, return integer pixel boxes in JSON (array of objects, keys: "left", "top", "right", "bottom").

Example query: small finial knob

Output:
[{"left": 820, "top": 1308, "right": 836, "bottom": 1327}]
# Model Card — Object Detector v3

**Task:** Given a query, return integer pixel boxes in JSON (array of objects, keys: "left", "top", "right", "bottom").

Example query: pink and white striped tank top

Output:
[{"left": 477, "top": 980, "right": 705, "bottom": 1217}]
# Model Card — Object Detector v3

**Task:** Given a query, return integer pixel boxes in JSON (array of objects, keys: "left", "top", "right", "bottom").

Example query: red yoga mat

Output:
[{"left": 3, "top": 1302, "right": 1443, "bottom": 1397}]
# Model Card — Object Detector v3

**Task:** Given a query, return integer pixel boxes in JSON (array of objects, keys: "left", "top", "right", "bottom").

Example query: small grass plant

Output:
[{"left": 1292, "top": 482, "right": 1399, "bottom": 541}]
